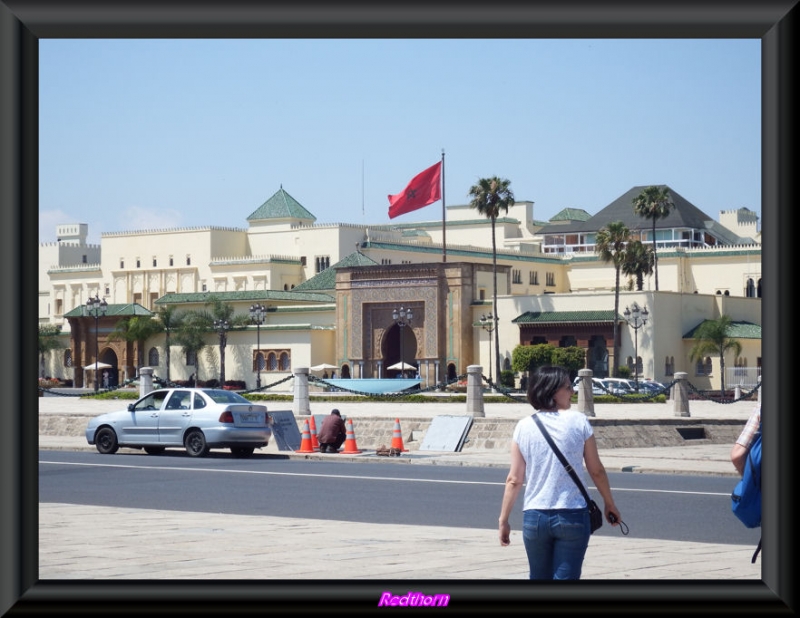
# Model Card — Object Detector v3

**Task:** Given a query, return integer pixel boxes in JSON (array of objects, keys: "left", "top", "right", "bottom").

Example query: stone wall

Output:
[{"left": 43, "top": 414, "right": 746, "bottom": 452}]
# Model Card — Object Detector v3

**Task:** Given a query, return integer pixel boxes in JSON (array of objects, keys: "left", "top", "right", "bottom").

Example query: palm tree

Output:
[
  {"left": 178, "top": 296, "right": 249, "bottom": 386},
  {"left": 621, "top": 239, "right": 655, "bottom": 291},
  {"left": 107, "top": 315, "right": 163, "bottom": 380},
  {"left": 38, "top": 324, "right": 64, "bottom": 378},
  {"left": 632, "top": 185, "right": 674, "bottom": 291},
  {"left": 172, "top": 311, "right": 210, "bottom": 386},
  {"left": 688, "top": 314, "right": 743, "bottom": 399},
  {"left": 594, "top": 221, "right": 632, "bottom": 377},
  {"left": 154, "top": 305, "right": 182, "bottom": 383},
  {"left": 468, "top": 176, "right": 515, "bottom": 384}
]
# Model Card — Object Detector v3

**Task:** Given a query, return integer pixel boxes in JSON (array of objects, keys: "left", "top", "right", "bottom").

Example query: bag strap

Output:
[{"left": 532, "top": 413, "right": 593, "bottom": 507}]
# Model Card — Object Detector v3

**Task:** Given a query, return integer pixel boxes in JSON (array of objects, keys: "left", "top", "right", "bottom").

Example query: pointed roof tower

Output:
[{"left": 246, "top": 186, "right": 316, "bottom": 224}]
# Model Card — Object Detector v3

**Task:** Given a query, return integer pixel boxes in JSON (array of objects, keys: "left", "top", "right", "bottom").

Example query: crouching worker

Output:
[{"left": 318, "top": 409, "right": 346, "bottom": 453}]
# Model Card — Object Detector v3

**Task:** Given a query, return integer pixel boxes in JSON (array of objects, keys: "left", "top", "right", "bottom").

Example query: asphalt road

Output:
[{"left": 40, "top": 449, "right": 761, "bottom": 546}]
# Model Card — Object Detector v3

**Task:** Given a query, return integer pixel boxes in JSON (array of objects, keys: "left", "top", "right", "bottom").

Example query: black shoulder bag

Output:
[{"left": 532, "top": 414, "right": 604, "bottom": 533}]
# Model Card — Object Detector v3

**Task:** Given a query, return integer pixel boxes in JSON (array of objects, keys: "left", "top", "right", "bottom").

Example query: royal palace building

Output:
[{"left": 38, "top": 184, "right": 762, "bottom": 393}]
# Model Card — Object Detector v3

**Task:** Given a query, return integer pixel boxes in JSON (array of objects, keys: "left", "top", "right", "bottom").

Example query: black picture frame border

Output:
[{"left": 2, "top": 1, "right": 795, "bottom": 614}]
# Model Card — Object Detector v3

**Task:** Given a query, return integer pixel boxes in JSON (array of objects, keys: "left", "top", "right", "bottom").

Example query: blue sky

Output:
[{"left": 38, "top": 39, "right": 760, "bottom": 245}]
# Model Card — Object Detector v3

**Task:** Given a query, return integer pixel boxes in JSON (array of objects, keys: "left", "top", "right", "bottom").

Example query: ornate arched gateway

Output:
[{"left": 333, "top": 262, "right": 492, "bottom": 387}]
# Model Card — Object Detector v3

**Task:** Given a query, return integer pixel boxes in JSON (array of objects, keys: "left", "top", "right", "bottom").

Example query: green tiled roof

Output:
[
  {"left": 549, "top": 208, "right": 592, "bottom": 222},
  {"left": 63, "top": 303, "right": 152, "bottom": 318},
  {"left": 291, "top": 251, "right": 379, "bottom": 292},
  {"left": 512, "top": 310, "right": 619, "bottom": 324},
  {"left": 246, "top": 186, "right": 316, "bottom": 222},
  {"left": 154, "top": 290, "right": 334, "bottom": 305},
  {"left": 683, "top": 320, "right": 761, "bottom": 339}
]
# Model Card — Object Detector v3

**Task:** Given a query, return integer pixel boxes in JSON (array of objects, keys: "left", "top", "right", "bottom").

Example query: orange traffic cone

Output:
[
  {"left": 391, "top": 418, "right": 408, "bottom": 452},
  {"left": 341, "top": 418, "right": 362, "bottom": 454},
  {"left": 296, "top": 419, "right": 315, "bottom": 453},
  {"left": 308, "top": 415, "right": 321, "bottom": 451}
]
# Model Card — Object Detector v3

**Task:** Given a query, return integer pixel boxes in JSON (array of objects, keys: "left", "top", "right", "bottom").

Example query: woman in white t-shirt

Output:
[{"left": 498, "top": 365, "right": 623, "bottom": 579}]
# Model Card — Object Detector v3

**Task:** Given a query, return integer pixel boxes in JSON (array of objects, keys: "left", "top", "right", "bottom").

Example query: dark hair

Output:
[
  {"left": 331, "top": 409, "right": 341, "bottom": 416},
  {"left": 527, "top": 365, "right": 571, "bottom": 410}
]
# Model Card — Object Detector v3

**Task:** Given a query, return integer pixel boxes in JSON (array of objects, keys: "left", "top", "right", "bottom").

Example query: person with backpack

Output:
[
  {"left": 730, "top": 403, "right": 762, "bottom": 563},
  {"left": 731, "top": 403, "right": 760, "bottom": 475}
]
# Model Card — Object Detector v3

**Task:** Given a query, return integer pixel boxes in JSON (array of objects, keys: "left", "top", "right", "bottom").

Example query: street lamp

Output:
[
  {"left": 623, "top": 302, "right": 649, "bottom": 392},
  {"left": 249, "top": 303, "right": 267, "bottom": 389},
  {"left": 213, "top": 318, "right": 230, "bottom": 385},
  {"left": 85, "top": 294, "right": 107, "bottom": 392},
  {"left": 479, "top": 313, "right": 495, "bottom": 388},
  {"left": 392, "top": 306, "right": 413, "bottom": 378}
]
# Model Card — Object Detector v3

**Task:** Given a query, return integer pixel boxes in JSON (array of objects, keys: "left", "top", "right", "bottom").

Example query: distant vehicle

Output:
[
  {"left": 600, "top": 378, "right": 636, "bottom": 395},
  {"left": 85, "top": 388, "right": 273, "bottom": 458},
  {"left": 572, "top": 376, "right": 606, "bottom": 395},
  {"left": 636, "top": 380, "right": 668, "bottom": 395}
]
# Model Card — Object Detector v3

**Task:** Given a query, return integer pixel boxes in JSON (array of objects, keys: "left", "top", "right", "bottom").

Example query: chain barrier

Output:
[
  {"left": 38, "top": 376, "right": 140, "bottom": 398},
  {"left": 686, "top": 380, "right": 761, "bottom": 404},
  {"left": 38, "top": 371, "right": 762, "bottom": 406}
]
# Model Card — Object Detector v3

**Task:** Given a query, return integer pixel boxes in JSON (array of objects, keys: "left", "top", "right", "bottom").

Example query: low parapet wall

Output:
[{"left": 41, "top": 415, "right": 746, "bottom": 452}]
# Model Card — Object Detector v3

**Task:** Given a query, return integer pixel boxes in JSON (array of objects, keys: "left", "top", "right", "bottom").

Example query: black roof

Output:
[{"left": 537, "top": 185, "right": 741, "bottom": 243}]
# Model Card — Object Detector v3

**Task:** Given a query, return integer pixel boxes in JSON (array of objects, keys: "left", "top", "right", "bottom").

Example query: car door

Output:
[
  {"left": 157, "top": 389, "right": 194, "bottom": 445},
  {"left": 121, "top": 390, "right": 169, "bottom": 444}
]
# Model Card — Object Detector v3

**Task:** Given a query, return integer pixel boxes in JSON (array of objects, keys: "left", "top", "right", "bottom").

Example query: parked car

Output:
[
  {"left": 572, "top": 376, "right": 606, "bottom": 395},
  {"left": 85, "top": 388, "right": 273, "bottom": 458},
  {"left": 599, "top": 378, "right": 636, "bottom": 395},
  {"left": 636, "top": 380, "right": 668, "bottom": 395}
]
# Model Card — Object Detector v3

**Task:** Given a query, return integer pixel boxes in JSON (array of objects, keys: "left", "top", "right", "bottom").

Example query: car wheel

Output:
[
  {"left": 95, "top": 427, "right": 119, "bottom": 455},
  {"left": 231, "top": 447, "right": 255, "bottom": 458},
  {"left": 184, "top": 429, "right": 210, "bottom": 457},
  {"left": 144, "top": 446, "right": 166, "bottom": 455}
]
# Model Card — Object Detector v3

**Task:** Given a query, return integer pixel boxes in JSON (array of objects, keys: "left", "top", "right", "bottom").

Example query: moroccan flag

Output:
[{"left": 387, "top": 161, "right": 442, "bottom": 219}]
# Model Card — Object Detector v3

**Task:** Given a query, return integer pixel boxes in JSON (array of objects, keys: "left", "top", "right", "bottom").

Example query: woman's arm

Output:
[
  {"left": 583, "top": 435, "right": 622, "bottom": 526},
  {"left": 498, "top": 440, "right": 526, "bottom": 546}
]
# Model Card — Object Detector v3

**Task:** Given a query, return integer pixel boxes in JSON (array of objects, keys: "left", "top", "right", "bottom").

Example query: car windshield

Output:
[{"left": 202, "top": 389, "right": 251, "bottom": 404}]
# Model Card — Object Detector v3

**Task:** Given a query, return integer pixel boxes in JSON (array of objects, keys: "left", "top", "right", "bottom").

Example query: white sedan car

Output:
[{"left": 85, "top": 388, "right": 273, "bottom": 458}]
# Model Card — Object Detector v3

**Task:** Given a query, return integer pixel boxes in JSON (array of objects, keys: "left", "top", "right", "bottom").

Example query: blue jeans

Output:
[{"left": 522, "top": 508, "right": 591, "bottom": 580}]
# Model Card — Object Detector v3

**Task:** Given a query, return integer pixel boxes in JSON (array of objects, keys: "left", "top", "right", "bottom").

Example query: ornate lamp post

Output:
[
  {"left": 213, "top": 318, "right": 230, "bottom": 385},
  {"left": 85, "top": 294, "right": 107, "bottom": 392},
  {"left": 479, "top": 313, "right": 495, "bottom": 388},
  {"left": 623, "top": 302, "right": 649, "bottom": 392},
  {"left": 249, "top": 303, "right": 267, "bottom": 389},
  {"left": 392, "top": 306, "right": 413, "bottom": 378}
]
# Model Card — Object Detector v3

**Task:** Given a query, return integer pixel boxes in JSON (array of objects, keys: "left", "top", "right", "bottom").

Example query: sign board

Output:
[
  {"left": 419, "top": 415, "right": 474, "bottom": 452},
  {"left": 269, "top": 410, "right": 302, "bottom": 451}
]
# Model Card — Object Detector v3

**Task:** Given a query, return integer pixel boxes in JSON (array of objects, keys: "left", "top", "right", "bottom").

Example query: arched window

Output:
[
  {"left": 626, "top": 356, "right": 634, "bottom": 372},
  {"left": 279, "top": 351, "right": 291, "bottom": 371},
  {"left": 253, "top": 351, "right": 265, "bottom": 372},
  {"left": 186, "top": 350, "right": 196, "bottom": 366},
  {"left": 559, "top": 335, "right": 577, "bottom": 348},
  {"left": 664, "top": 356, "right": 674, "bottom": 376},
  {"left": 64, "top": 349, "right": 73, "bottom": 367},
  {"left": 746, "top": 278, "right": 755, "bottom": 297},
  {"left": 148, "top": 347, "right": 159, "bottom": 367},
  {"left": 267, "top": 352, "right": 278, "bottom": 371}
]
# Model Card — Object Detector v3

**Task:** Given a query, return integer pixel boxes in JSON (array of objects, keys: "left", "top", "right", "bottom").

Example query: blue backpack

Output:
[{"left": 730, "top": 423, "right": 761, "bottom": 562}]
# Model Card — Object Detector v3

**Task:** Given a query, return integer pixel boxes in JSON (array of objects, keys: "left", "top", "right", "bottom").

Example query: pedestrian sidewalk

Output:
[{"left": 37, "top": 394, "right": 761, "bottom": 582}]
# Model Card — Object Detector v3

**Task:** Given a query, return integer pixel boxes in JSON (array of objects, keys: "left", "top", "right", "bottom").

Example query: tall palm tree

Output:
[
  {"left": 632, "top": 185, "right": 674, "bottom": 291},
  {"left": 621, "top": 239, "right": 655, "bottom": 291},
  {"left": 468, "top": 176, "right": 515, "bottom": 384},
  {"left": 172, "top": 311, "right": 210, "bottom": 386},
  {"left": 107, "top": 315, "right": 162, "bottom": 380},
  {"left": 594, "top": 221, "right": 632, "bottom": 377},
  {"left": 688, "top": 314, "right": 742, "bottom": 398},
  {"left": 38, "top": 324, "right": 64, "bottom": 378},
  {"left": 154, "top": 305, "right": 182, "bottom": 384},
  {"left": 179, "top": 296, "right": 250, "bottom": 386}
]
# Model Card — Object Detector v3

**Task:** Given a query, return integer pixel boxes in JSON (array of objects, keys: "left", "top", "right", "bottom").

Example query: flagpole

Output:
[{"left": 441, "top": 149, "right": 446, "bottom": 262}]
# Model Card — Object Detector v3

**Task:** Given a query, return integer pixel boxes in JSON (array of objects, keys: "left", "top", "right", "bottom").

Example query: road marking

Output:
[{"left": 39, "top": 460, "right": 731, "bottom": 495}]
